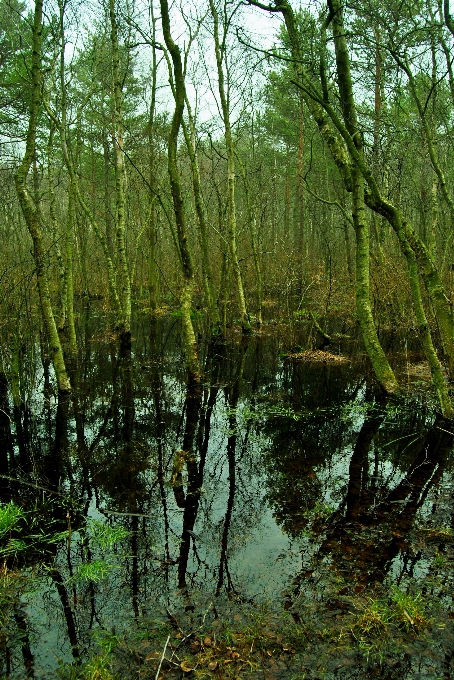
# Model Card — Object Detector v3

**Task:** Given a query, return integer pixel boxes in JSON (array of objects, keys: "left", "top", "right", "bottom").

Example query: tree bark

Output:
[
  {"left": 209, "top": 0, "right": 250, "bottom": 333},
  {"left": 160, "top": 0, "right": 200, "bottom": 383},
  {"left": 14, "top": 0, "right": 70, "bottom": 394},
  {"left": 182, "top": 100, "right": 220, "bottom": 332},
  {"left": 109, "top": 0, "right": 131, "bottom": 340},
  {"left": 46, "top": 0, "right": 124, "bottom": 326}
]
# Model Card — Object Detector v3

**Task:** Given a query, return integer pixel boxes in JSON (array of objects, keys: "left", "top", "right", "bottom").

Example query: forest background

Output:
[{"left": 2, "top": 0, "right": 454, "bottom": 414}]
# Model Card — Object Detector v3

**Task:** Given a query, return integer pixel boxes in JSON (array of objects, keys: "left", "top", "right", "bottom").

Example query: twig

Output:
[
  {"left": 436, "top": 426, "right": 454, "bottom": 436},
  {"left": 168, "top": 602, "right": 213, "bottom": 665},
  {"left": 165, "top": 607, "right": 184, "bottom": 634},
  {"left": 200, "top": 602, "right": 213, "bottom": 628},
  {"left": 303, "top": 179, "right": 354, "bottom": 226},
  {"left": 0, "top": 475, "right": 66, "bottom": 496},
  {"left": 155, "top": 634, "right": 170, "bottom": 680},
  {"left": 99, "top": 508, "right": 152, "bottom": 518}
]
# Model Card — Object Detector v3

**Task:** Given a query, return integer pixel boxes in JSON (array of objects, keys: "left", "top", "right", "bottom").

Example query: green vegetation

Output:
[
  {"left": 70, "top": 560, "right": 119, "bottom": 584},
  {"left": 2, "top": 0, "right": 454, "bottom": 410},
  {"left": 0, "top": 501, "right": 24, "bottom": 538},
  {"left": 50, "top": 580, "right": 446, "bottom": 679},
  {"left": 0, "top": 500, "right": 68, "bottom": 558}
]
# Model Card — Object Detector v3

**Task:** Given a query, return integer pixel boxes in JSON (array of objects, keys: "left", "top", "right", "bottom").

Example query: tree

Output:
[
  {"left": 159, "top": 0, "right": 201, "bottom": 383},
  {"left": 247, "top": 0, "right": 454, "bottom": 417},
  {"left": 14, "top": 0, "right": 71, "bottom": 394},
  {"left": 208, "top": 0, "right": 251, "bottom": 333}
]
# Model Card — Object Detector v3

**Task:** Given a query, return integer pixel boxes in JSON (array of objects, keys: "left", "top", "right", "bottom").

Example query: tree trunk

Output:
[
  {"left": 14, "top": 0, "right": 70, "bottom": 394},
  {"left": 109, "top": 0, "right": 131, "bottom": 341},
  {"left": 209, "top": 0, "right": 250, "bottom": 334},
  {"left": 352, "top": 171, "right": 398, "bottom": 393},
  {"left": 66, "top": 181, "right": 77, "bottom": 355},
  {"left": 47, "top": 0, "right": 124, "bottom": 326},
  {"left": 182, "top": 100, "right": 220, "bottom": 332},
  {"left": 237, "top": 154, "right": 263, "bottom": 325},
  {"left": 401, "top": 236, "right": 453, "bottom": 418},
  {"left": 160, "top": 0, "right": 200, "bottom": 383},
  {"left": 147, "top": 11, "right": 159, "bottom": 313}
]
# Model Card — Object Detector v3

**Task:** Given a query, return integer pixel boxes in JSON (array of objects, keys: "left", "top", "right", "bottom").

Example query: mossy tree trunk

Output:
[
  {"left": 259, "top": 0, "right": 397, "bottom": 392},
  {"left": 352, "top": 173, "right": 399, "bottom": 394},
  {"left": 147, "top": 5, "right": 159, "bottom": 314},
  {"left": 303, "top": 78, "right": 454, "bottom": 374},
  {"left": 56, "top": 0, "right": 76, "bottom": 356},
  {"left": 182, "top": 99, "right": 220, "bottom": 333},
  {"left": 249, "top": 0, "right": 454, "bottom": 412},
  {"left": 296, "top": 91, "right": 305, "bottom": 279},
  {"left": 328, "top": 0, "right": 453, "bottom": 402},
  {"left": 305, "top": 15, "right": 454, "bottom": 374},
  {"left": 236, "top": 153, "right": 263, "bottom": 326},
  {"left": 65, "top": 181, "right": 77, "bottom": 356},
  {"left": 14, "top": 0, "right": 71, "bottom": 394},
  {"left": 402, "top": 238, "right": 453, "bottom": 418},
  {"left": 160, "top": 0, "right": 200, "bottom": 383},
  {"left": 46, "top": 125, "right": 67, "bottom": 332},
  {"left": 109, "top": 0, "right": 131, "bottom": 343},
  {"left": 214, "top": 179, "right": 230, "bottom": 335},
  {"left": 329, "top": 0, "right": 399, "bottom": 394},
  {"left": 327, "top": 0, "right": 453, "bottom": 407}
]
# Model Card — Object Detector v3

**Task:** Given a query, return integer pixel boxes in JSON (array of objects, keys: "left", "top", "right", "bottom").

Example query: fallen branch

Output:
[
  {"left": 155, "top": 634, "right": 170, "bottom": 680},
  {"left": 0, "top": 475, "right": 67, "bottom": 496},
  {"left": 168, "top": 602, "right": 213, "bottom": 665}
]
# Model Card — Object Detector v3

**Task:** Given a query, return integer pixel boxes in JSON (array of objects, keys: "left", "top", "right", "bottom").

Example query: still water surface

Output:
[{"left": 1, "top": 317, "right": 454, "bottom": 678}]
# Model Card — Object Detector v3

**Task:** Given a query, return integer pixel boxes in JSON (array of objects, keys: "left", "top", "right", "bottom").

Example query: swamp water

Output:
[{"left": 1, "top": 316, "right": 454, "bottom": 679}]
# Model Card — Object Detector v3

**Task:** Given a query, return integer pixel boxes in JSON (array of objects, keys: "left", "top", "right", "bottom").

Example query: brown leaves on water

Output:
[
  {"left": 139, "top": 626, "right": 298, "bottom": 678},
  {"left": 285, "top": 350, "right": 349, "bottom": 364},
  {"left": 180, "top": 660, "right": 195, "bottom": 673}
]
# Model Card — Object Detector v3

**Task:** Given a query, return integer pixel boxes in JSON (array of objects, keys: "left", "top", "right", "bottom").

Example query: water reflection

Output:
[
  {"left": 0, "top": 316, "right": 453, "bottom": 677},
  {"left": 274, "top": 401, "right": 454, "bottom": 622}
]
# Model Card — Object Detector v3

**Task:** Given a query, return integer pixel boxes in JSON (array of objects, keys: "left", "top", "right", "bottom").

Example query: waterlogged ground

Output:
[{"left": 1, "top": 315, "right": 454, "bottom": 679}]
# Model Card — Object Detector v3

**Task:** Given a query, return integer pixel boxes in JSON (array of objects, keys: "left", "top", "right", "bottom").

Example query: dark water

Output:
[{"left": 1, "top": 315, "right": 454, "bottom": 678}]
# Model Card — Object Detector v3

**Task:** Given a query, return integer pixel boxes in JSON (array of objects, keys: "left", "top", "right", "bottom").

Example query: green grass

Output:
[
  {"left": 390, "top": 588, "right": 428, "bottom": 632},
  {"left": 0, "top": 501, "right": 24, "bottom": 538}
]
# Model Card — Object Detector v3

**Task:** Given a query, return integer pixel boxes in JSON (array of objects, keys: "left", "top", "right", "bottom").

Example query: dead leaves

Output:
[
  {"left": 140, "top": 622, "right": 300, "bottom": 678},
  {"left": 180, "top": 660, "right": 196, "bottom": 673},
  {"left": 285, "top": 350, "right": 349, "bottom": 364}
]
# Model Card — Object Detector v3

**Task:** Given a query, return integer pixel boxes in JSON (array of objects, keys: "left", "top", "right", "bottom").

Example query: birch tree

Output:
[
  {"left": 14, "top": 0, "right": 71, "bottom": 393},
  {"left": 209, "top": 0, "right": 251, "bottom": 333}
]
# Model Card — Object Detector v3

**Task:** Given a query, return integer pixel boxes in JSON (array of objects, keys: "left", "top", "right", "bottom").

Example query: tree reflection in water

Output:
[{"left": 0, "top": 316, "right": 453, "bottom": 677}]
